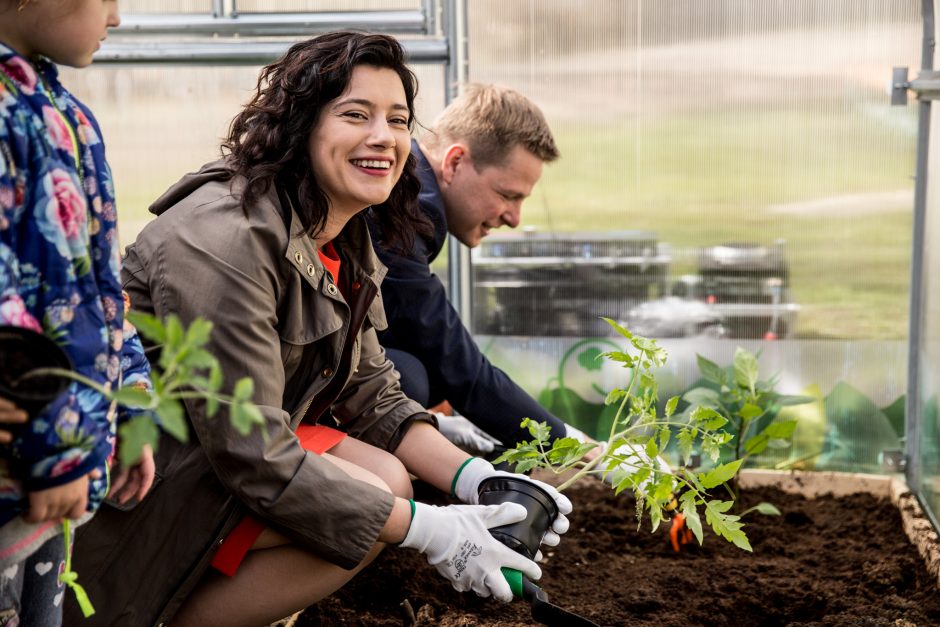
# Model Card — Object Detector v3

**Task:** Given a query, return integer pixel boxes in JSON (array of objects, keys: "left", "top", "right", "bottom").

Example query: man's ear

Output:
[{"left": 441, "top": 144, "right": 468, "bottom": 184}]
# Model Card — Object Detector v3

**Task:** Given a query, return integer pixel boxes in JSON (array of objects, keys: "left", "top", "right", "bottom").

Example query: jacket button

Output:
[
  {"left": 351, "top": 280, "right": 361, "bottom": 291},
  {"left": 327, "top": 284, "right": 338, "bottom": 295},
  {"left": 306, "top": 264, "right": 316, "bottom": 277},
  {"left": 294, "top": 251, "right": 303, "bottom": 264},
  {"left": 322, "top": 367, "right": 334, "bottom": 378}
]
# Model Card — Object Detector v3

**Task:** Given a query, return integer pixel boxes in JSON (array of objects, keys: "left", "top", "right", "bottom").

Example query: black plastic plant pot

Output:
[
  {"left": 0, "top": 326, "right": 72, "bottom": 421},
  {"left": 478, "top": 476, "right": 559, "bottom": 560}
]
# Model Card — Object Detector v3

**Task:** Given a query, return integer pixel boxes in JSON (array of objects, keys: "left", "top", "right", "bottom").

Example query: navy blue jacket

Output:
[{"left": 367, "top": 141, "right": 567, "bottom": 447}]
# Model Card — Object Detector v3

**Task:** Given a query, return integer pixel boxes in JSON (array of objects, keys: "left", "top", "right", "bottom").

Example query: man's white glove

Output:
[
  {"left": 400, "top": 501, "right": 541, "bottom": 602},
  {"left": 452, "top": 457, "right": 572, "bottom": 548},
  {"left": 434, "top": 412, "right": 502, "bottom": 454},
  {"left": 598, "top": 442, "right": 673, "bottom": 491}
]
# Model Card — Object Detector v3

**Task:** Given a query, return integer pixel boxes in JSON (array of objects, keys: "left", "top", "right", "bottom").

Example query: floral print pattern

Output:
[{"left": 0, "top": 43, "right": 152, "bottom": 525}]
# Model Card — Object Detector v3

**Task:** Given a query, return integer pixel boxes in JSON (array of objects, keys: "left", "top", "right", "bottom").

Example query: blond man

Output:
[{"left": 367, "top": 84, "right": 592, "bottom": 454}]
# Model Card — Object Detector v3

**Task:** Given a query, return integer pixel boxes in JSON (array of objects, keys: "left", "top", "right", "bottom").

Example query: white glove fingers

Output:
[
  {"left": 531, "top": 478, "right": 573, "bottom": 516},
  {"left": 541, "top": 530, "right": 560, "bottom": 547},
  {"left": 550, "top": 512, "right": 570, "bottom": 535},
  {"left": 534, "top": 549, "right": 544, "bottom": 562},
  {"left": 500, "top": 548, "right": 542, "bottom": 582},
  {"left": 482, "top": 502, "right": 528, "bottom": 528},
  {"left": 485, "top": 572, "right": 514, "bottom": 603}
]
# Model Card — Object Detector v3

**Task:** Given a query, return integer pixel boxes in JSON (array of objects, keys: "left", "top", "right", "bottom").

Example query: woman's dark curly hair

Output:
[{"left": 223, "top": 31, "right": 431, "bottom": 249}]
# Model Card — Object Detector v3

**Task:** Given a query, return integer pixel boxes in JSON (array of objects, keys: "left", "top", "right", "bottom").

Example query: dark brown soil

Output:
[{"left": 299, "top": 478, "right": 940, "bottom": 627}]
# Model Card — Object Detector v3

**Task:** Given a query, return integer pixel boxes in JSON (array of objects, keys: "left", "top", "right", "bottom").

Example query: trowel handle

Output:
[{"left": 500, "top": 568, "right": 547, "bottom": 604}]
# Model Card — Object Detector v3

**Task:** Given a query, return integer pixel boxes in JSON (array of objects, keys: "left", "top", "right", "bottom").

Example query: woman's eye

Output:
[
  {"left": 343, "top": 111, "right": 367, "bottom": 120},
  {"left": 389, "top": 117, "right": 409, "bottom": 126}
]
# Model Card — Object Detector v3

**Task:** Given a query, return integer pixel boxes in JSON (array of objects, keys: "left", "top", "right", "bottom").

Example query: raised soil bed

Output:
[{"left": 298, "top": 470, "right": 940, "bottom": 626}]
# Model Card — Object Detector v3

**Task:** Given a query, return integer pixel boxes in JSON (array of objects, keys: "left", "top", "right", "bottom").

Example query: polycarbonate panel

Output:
[
  {"left": 60, "top": 63, "right": 446, "bottom": 247},
  {"left": 466, "top": 0, "right": 921, "bottom": 474},
  {"left": 122, "top": 0, "right": 213, "bottom": 12},
  {"left": 915, "top": 3, "right": 940, "bottom": 531},
  {"left": 236, "top": 1, "right": 416, "bottom": 11}
]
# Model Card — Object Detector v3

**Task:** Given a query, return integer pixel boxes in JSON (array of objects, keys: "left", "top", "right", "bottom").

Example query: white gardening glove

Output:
[
  {"left": 598, "top": 442, "right": 674, "bottom": 492},
  {"left": 400, "top": 501, "right": 541, "bottom": 602},
  {"left": 452, "top": 457, "right": 572, "bottom": 549},
  {"left": 435, "top": 412, "right": 502, "bottom": 454}
]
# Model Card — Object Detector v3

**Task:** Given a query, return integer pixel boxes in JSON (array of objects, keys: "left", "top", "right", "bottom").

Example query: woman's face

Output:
[{"left": 308, "top": 64, "right": 411, "bottom": 218}]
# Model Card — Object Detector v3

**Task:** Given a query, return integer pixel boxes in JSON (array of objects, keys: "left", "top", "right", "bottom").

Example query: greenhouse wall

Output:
[{"left": 65, "top": 1, "right": 926, "bottom": 479}]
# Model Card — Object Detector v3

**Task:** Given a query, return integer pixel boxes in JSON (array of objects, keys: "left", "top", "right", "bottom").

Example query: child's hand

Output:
[
  {"left": 109, "top": 444, "right": 155, "bottom": 505},
  {"left": 25, "top": 474, "right": 91, "bottom": 523},
  {"left": 0, "top": 396, "right": 28, "bottom": 444}
]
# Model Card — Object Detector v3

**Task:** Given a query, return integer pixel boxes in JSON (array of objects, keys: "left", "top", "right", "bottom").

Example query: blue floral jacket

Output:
[{"left": 0, "top": 44, "right": 152, "bottom": 526}]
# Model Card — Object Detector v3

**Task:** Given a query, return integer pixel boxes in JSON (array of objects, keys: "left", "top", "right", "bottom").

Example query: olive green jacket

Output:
[{"left": 67, "top": 160, "right": 432, "bottom": 626}]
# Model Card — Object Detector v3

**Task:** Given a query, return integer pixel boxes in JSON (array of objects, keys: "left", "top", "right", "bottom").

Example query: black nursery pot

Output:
[
  {"left": 0, "top": 326, "right": 72, "bottom": 421},
  {"left": 478, "top": 476, "right": 559, "bottom": 559}
]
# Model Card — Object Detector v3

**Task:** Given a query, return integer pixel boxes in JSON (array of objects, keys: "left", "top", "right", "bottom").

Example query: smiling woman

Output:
[{"left": 65, "top": 31, "right": 572, "bottom": 627}]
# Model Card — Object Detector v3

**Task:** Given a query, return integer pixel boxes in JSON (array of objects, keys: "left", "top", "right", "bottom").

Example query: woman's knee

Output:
[{"left": 325, "top": 443, "right": 413, "bottom": 500}]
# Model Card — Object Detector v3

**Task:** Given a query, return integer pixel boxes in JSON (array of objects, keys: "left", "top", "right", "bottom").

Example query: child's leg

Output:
[{"left": 2, "top": 533, "right": 67, "bottom": 627}]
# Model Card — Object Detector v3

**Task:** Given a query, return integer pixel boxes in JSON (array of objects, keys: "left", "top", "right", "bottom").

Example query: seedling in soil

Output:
[
  {"left": 682, "top": 348, "right": 814, "bottom": 504},
  {"left": 496, "top": 319, "right": 760, "bottom": 552},
  {"left": 13, "top": 312, "right": 264, "bottom": 468}
]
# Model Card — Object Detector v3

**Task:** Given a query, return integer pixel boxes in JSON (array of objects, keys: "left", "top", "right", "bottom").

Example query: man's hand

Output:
[
  {"left": 400, "top": 501, "right": 540, "bottom": 602},
  {"left": 109, "top": 444, "right": 156, "bottom": 505},
  {"left": 25, "top": 473, "right": 92, "bottom": 523},
  {"left": 435, "top": 413, "right": 502, "bottom": 454},
  {"left": 0, "top": 396, "right": 28, "bottom": 444}
]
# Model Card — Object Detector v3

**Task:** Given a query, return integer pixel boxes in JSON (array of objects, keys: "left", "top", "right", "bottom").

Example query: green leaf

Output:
[
  {"left": 776, "top": 394, "right": 815, "bottom": 406},
  {"left": 696, "top": 354, "right": 726, "bottom": 385},
  {"left": 110, "top": 386, "right": 153, "bottom": 409},
  {"left": 208, "top": 362, "right": 223, "bottom": 392},
  {"left": 601, "top": 351, "right": 635, "bottom": 367},
  {"left": 576, "top": 347, "right": 604, "bottom": 372},
  {"left": 205, "top": 395, "right": 220, "bottom": 418},
  {"left": 233, "top": 377, "right": 255, "bottom": 402},
  {"left": 740, "top": 403, "right": 763, "bottom": 420},
  {"left": 767, "top": 438, "right": 791, "bottom": 449},
  {"left": 704, "top": 499, "right": 752, "bottom": 552},
  {"left": 165, "top": 315, "right": 184, "bottom": 350},
  {"left": 700, "top": 459, "right": 744, "bottom": 489},
  {"left": 753, "top": 502, "right": 781, "bottom": 516},
  {"left": 155, "top": 397, "right": 189, "bottom": 443},
  {"left": 733, "top": 348, "right": 760, "bottom": 391},
  {"left": 744, "top": 433, "right": 769, "bottom": 456},
  {"left": 605, "top": 389, "right": 626, "bottom": 406},
  {"left": 680, "top": 491, "right": 704, "bottom": 545},
  {"left": 126, "top": 311, "right": 167, "bottom": 344},
  {"left": 230, "top": 401, "right": 264, "bottom": 436},
  {"left": 658, "top": 427, "right": 670, "bottom": 452},
  {"left": 118, "top": 416, "right": 159, "bottom": 468},
  {"left": 645, "top": 437, "right": 659, "bottom": 460},
  {"left": 184, "top": 318, "right": 214, "bottom": 349},
  {"left": 676, "top": 428, "right": 695, "bottom": 465},
  {"left": 522, "top": 418, "right": 553, "bottom": 443},
  {"left": 182, "top": 348, "right": 216, "bottom": 370},
  {"left": 690, "top": 405, "right": 727, "bottom": 430},
  {"left": 683, "top": 387, "right": 721, "bottom": 408},
  {"left": 764, "top": 419, "right": 798, "bottom": 439},
  {"left": 664, "top": 396, "right": 679, "bottom": 417},
  {"left": 601, "top": 317, "right": 633, "bottom": 340}
]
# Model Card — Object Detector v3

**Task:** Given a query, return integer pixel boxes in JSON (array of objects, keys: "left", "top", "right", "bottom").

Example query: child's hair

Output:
[{"left": 423, "top": 84, "right": 559, "bottom": 169}]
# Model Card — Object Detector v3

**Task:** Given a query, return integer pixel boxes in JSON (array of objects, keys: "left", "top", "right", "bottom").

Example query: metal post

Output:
[
  {"left": 444, "top": 0, "right": 474, "bottom": 324},
  {"left": 905, "top": 0, "right": 935, "bottom": 506}
]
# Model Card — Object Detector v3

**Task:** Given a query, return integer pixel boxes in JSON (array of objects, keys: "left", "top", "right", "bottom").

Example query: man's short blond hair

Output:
[{"left": 424, "top": 83, "right": 559, "bottom": 169}]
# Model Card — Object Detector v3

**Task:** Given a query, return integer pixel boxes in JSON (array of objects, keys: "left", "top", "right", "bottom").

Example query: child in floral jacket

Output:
[{"left": 0, "top": 1, "right": 155, "bottom": 623}]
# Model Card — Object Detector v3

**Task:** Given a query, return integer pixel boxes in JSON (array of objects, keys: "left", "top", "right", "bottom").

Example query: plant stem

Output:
[{"left": 17, "top": 368, "right": 111, "bottom": 397}]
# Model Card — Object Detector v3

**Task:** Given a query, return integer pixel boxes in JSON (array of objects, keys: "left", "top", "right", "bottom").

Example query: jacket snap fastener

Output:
[
  {"left": 321, "top": 367, "right": 334, "bottom": 378},
  {"left": 294, "top": 251, "right": 303, "bottom": 264},
  {"left": 306, "top": 264, "right": 316, "bottom": 277},
  {"left": 327, "top": 284, "right": 338, "bottom": 295},
  {"left": 351, "top": 280, "right": 361, "bottom": 291}
]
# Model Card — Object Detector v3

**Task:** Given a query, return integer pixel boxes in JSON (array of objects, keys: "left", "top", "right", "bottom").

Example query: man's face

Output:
[{"left": 442, "top": 144, "right": 543, "bottom": 248}]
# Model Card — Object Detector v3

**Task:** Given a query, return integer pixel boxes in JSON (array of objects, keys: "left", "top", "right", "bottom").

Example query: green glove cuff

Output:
[{"left": 450, "top": 457, "right": 477, "bottom": 498}]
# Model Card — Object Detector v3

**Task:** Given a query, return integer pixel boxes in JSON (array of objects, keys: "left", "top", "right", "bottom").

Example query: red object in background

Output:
[
  {"left": 763, "top": 331, "right": 778, "bottom": 340},
  {"left": 429, "top": 400, "right": 453, "bottom": 416},
  {"left": 669, "top": 513, "right": 694, "bottom": 553}
]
